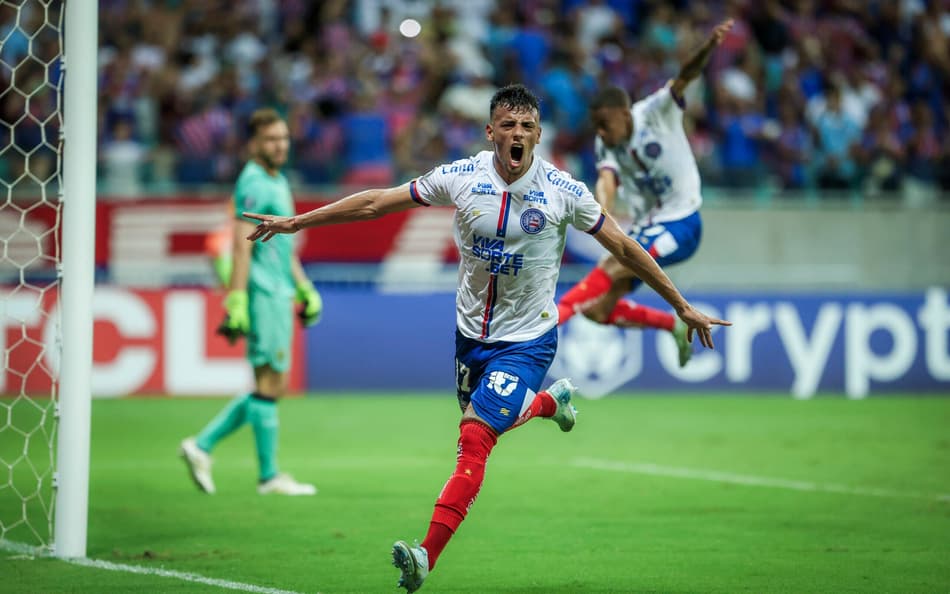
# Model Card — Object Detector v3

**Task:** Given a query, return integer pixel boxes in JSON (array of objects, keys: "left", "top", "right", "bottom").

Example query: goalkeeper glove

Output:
[
  {"left": 296, "top": 281, "right": 323, "bottom": 327},
  {"left": 211, "top": 253, "right": 233, "bottom": 289},
  {"left": 217, "top": 289, "right": 250, "bottom": 344}
]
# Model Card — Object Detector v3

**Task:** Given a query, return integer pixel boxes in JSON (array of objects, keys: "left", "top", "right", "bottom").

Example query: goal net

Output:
[{"left": 0, "top": 0, "right": 65, "bottom": 551}]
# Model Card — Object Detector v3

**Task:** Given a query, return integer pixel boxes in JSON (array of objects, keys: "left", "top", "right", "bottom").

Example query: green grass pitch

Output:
[{"left": 2, "top": 394, "right": 949, "bottom": 593}]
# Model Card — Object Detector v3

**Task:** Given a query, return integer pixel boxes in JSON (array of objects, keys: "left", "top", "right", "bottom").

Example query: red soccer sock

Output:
[
  {"left": 509, "top": 391, "right": 556, "bottom": 431},
  {"left": 557, "top": 267, "right": 613, "bottom": 324},
  {"left": 606, "top": 299, "right": 676, "bottom": 331},
  {"left": 422, "top": 420, "right": 498, "bottom": 570}
]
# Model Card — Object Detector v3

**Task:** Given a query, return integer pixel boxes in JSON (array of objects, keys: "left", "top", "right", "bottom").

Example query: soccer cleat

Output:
[
  {"left": 180, "top": 437, "right": 216, "bottom": 494},
  {"left": 545, "top": 378, "right": 578, "bottom": 432},
  {"left": 673, "top": 317, "right": 693, "bottom": 368},
  {"left": 257, "top": 473, "right": 317, "bottom": 496},
  {"left": 392, "top": 540, "right": 429, "bottom": 593}
]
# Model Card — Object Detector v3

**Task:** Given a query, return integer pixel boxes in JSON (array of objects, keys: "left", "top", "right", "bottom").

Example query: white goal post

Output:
[
  {"left": 0, "top": 0, "right": 98, "bottom": 559},
  {"left": 54, "top": 0, "right": 98, "bottom": 558}
]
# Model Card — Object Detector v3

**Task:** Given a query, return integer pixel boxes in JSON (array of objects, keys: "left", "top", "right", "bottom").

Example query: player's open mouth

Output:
[{"left": 509, "top": 144, "right": 524, "bottom": 167}]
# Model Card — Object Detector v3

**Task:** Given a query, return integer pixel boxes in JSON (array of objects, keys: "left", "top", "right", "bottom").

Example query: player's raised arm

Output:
[
  {"left": 669, "top": 18, "right": 734, "bottom": 100},
  {"left": 244, "top": 182, "right": 419, "bottom": 242},
  {"left": 594, "top": 167, "right": 619, "bottom": 213},
  {"left": 591, "top": 214, "right": 731, "bottom": 348}
]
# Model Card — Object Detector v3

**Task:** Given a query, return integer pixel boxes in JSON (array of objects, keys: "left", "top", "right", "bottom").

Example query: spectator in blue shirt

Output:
[{"left": 813, "top": 86, "right": 861, "bottom": 190}]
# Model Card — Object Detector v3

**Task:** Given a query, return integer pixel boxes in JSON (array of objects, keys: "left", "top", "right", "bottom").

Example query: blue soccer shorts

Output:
[
  {"left": 628, "top": 210, "right": 702, "bottom": 290},
  {"left": 454, "top": 326, "right": 558, "bottom": 434}
]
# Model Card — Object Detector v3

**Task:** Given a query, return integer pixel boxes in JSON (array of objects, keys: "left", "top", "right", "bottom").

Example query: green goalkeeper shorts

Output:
[{"left": 247, "top": 289, "right": 294, "bottom": 373}]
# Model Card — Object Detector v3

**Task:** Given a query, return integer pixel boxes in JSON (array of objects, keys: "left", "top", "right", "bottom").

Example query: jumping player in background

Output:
[
  {"left": 180, "top": 108, "right": 323, "bottom": 496},
  {"left": 243, "top": 85, "right": 729, "bottom": 591},
  {"left": 558, "top": 19, "right": 735, "bottom": 368}
]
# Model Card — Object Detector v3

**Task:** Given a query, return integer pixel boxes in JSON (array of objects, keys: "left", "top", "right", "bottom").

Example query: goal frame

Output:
[{"left": 54, "top": 0, "right": 98, "bottom": 559}]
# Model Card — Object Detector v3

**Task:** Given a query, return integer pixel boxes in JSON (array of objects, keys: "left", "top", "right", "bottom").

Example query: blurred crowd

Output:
[{"left": 1, "top": 0, "right": 949, "bottom": 200}]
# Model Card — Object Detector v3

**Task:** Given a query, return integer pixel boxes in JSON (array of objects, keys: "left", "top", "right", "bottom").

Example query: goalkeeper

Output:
[{"left": 180, "top": 108, "right": 322, "bottom": 496}]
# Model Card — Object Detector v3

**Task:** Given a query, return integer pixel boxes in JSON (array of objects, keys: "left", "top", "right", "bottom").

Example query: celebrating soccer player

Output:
[
  {"left": 179, "top": 108, "right": 323, "bottom": 496},
  {"left": 244, "top": 85, "right": 729, "bottom": 592},
  {"left": 557, "top": 18, "right": 735, "bottom": 368}
]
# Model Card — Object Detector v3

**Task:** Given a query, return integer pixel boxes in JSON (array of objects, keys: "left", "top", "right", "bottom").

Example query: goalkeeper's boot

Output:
[
  {"left": 257, "top": 473, "right": 317, "bottom": 496},
  {"left": 673, "top": 317, "right": 693, "bottom": 368},
  {"left": 179, "top": 437, "right": 216, "bottom": 494},
  {"left": 392, "top": 540, "right": 429, "bottom": 593},
  {"left": 545, "top": 378, "right": 578, "bottom": 432}
]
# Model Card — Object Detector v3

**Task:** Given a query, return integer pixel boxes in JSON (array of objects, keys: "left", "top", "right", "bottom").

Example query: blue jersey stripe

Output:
[{"left": 495, "top": 191, "right": 510, "bottom": 238}]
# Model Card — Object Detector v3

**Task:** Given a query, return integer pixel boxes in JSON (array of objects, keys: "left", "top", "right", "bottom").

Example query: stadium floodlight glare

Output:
[{"left": 399, "top": 18, "right": 421, "bottom": 38}]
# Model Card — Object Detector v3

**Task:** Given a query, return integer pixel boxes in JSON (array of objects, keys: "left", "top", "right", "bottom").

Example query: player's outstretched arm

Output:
[
  {"left": 244, "top": 183, "right": 418, "bottom": 242},
  {"left": 594, "top": 168, "right": 619, "bottom": 214},
  {"left": 592, "top": 215, "right": 731, "bottom": 348},
  {"left": 670, "top": 18, "right": 734, "bottom": 99}
]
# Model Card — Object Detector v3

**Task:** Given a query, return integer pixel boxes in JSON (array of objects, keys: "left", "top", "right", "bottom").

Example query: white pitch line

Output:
[
  {"left": 572, "top": 458, "right": 950, "bottom": 502},
  {"left": 0, "top": 539, "right": 309, "bottom": 594}
]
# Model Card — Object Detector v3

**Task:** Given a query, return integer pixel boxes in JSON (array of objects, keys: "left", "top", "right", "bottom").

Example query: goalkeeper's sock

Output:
[
  {"left": 607, "top": 300, "right": 675, "bottom": 331},
  {"left": 422, "top": 420, "right": 497, "bottom": 570},
  {"left": 196, "top": 392, "right": 251, "bottom": 452},
  {"left": 556, "top": 267, "right": 613, "bottom": 324},
  {"left": 248, "top": 393, "right": 280, "bottom": 482},
  {"left": 508, "top": 391, "right": 557, "bottom": 430}
]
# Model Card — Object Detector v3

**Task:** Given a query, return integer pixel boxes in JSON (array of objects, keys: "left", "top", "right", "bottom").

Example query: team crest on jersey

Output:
[
  {"left": 644, "top": 141, "right": 662, "bottom": 159},
  {"left": 520, "top": 208, "right": 546, "bottom": 234}
]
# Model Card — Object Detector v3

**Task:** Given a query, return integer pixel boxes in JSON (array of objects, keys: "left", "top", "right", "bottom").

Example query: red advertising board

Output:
[
  {"left": 15, "top": 196, "right": 452, "bottom": 264},
  {"left": 2, "top": 287, "right": 304, "bottom": 397},
  {"left": 10, "top": 196, "right": 460, "bottom": 285}
]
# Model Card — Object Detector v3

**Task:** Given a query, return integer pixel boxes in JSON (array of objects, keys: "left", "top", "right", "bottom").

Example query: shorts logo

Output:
[
  {"left": 487, "top": 371, "right": 519, "bottom": 396},
  {"left": 520, "top": 208, "right": 546, "bottom": 235},
  {"left": 645, "top": 142, "right": 662, "bottom": 159}
]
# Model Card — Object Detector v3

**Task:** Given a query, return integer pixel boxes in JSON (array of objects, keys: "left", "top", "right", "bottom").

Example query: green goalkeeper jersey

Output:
[{"left": 233, "top": 160, "right": 296, "bottom": 298}]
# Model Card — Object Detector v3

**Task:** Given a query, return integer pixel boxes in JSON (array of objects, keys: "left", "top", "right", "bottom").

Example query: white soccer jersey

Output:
[
  {"left": 411, "top": 150, "right": 606, "bottom": 343},
  {"left": 595, "top": 83, "right": 702, "bottom": 225}
]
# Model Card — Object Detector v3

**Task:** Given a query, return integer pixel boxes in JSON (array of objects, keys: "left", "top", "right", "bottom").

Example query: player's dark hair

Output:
[
  {"left": 489, "top": 84, "right": 541, "bottom": 120},
  {"left": 591, "top": 86, "right": 631, "bottom": 112},
  {"left": 247, "top": 108, "right": 284, "bottom": 137}
]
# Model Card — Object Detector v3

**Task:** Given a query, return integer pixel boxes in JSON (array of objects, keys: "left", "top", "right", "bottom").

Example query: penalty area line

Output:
[
  {"left": 0, "top": 539, "right": 309, "bottom": 594},
  {"left": 572, "top": 458, "right": 950, "bottom": 502}
]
